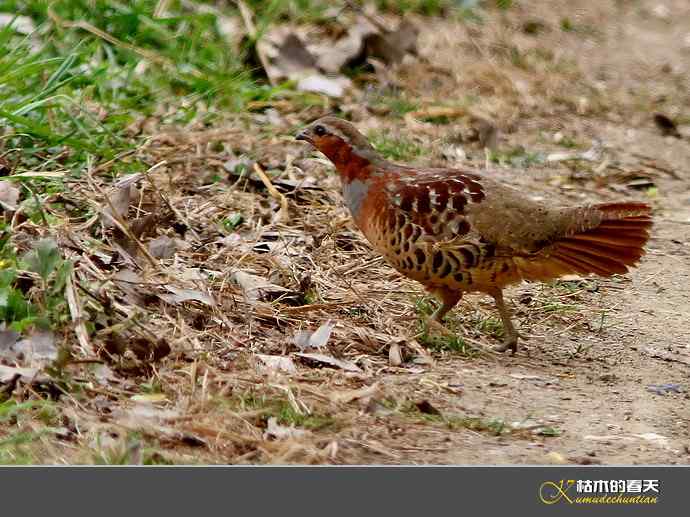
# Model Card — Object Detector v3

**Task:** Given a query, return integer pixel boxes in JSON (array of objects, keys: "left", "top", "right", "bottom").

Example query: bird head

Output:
[{"left": 296, "top": 117, "right": 381, "bottom": 177}]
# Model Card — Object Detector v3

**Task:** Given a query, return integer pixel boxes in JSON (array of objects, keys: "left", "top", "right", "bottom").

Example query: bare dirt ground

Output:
[
  {"left": 363, "top": 0, "right": 690, "bottom": 465},
  {"left": 4, "top": 0, "right": 690, "bottom": 464}
]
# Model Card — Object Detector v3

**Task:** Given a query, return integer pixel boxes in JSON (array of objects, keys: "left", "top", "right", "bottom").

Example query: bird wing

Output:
[
  {"left": 381, "top": 169, "right": 485, "bottom": 241},
  {"left": 378, "top": 169, "right": 499, "bottom": 271}
]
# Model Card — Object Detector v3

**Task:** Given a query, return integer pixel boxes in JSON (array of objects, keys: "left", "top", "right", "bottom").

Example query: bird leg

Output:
[
  {"left": 489, "top": 289, "right": 519, "bottom": 354},
  {"left": 430, "top": 288, "right": 462, "bottom": 322}
]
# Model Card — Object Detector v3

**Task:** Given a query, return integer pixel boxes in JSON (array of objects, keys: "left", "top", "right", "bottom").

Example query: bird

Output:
[{"left": 296, "top": 117, "right": 652, "bottom": 353}]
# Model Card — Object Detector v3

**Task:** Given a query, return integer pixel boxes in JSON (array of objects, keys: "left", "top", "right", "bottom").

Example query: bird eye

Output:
[{"left": 313, "top": 125, "right": 326, "bottom": 136}]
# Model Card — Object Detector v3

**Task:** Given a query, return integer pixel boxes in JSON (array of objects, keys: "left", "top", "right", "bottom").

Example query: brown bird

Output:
[{"left": 296, "top": 117, "right": 652, "bottom": 353}]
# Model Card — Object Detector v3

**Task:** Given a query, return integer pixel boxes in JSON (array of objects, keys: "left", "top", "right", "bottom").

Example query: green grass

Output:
[
  {"left": 369, "top": 131, "right": 426, "bottom": 161},
  {"left": 488, "top": 146, "right": 546, "bottom": 168},
  {"left": 1, "top": 235, "right": 72, "bottom": 331},
  {"left": 0, "top": 1, "right": 263, "bottom": 172},
  {"left": 370, "top": 94, "right": 420, "bottom": 118},
  {"left": 403, "top": 401, "right": 509, "bottom": 436},
  {"left": 0, "top": 0, "right": 291, "bottom": 341},
  {"left": 226, "top": 391, "right": 338, "bottom": 431},
  {"left": 413, "top": 296, "right": 477, "bottom": 356},
  {"left": 0, "top": 399, "right": 56, "bottom": 464},
  {"left": 473, "top": 314, "right": 504, "bottom": 339},
  {"left": 374, "top": 0, "right": 451, "bottom": 16}
]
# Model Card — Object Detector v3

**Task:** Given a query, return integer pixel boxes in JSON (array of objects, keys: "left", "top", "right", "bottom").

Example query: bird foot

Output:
[{"left": 493, "top": 336, "right": 519, "bottom": 354}]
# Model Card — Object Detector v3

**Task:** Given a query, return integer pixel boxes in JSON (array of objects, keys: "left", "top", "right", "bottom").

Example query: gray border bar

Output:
[{"left": 0, "top": 466, "right": 684, "bottom": 515}]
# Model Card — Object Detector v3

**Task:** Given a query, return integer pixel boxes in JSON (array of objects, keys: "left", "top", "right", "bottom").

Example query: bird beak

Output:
[{"left": 295, "top": 131, "right": 312, "bottom": 143}]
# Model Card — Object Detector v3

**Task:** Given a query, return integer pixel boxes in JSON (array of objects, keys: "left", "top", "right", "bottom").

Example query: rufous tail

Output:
[{"left": 516, "top": 202, "right": 652, "bottom": 281}]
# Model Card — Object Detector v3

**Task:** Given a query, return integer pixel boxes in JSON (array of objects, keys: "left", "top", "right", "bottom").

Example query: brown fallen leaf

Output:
[
  {"left": 101, "top": 180, "right": 138, "bottom": 228},
  {"left": 129, "top": 214, "right": 159, "bottom": 240},
  {"left": 232, "top": 270, "right": 289, "bottom": 304},
  {"left": 148, "top": 235, "right": 178, "bottom": 259},
  {"left": 363, "top": 18, "right": 419, "bottom": 66},
  {"left": 0, "top": 156, "right": 11, "bottom": 175},
  {"left": 160, "top": 287, "right": 216, "bottom": 307}
]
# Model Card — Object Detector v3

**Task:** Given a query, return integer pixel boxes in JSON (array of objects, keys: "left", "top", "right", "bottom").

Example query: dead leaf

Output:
[
  {"left": 293, "top": 320, "right": 335, "bottom": 351},
  {"left": 1, "top": 330, "right": 57, "bottom": 368},
  {"left": 0, "top": 156, "right": 10, "bottom": 175},
  {"left": 294, "top": 352, "right": 362, "bottom": 373},
  {"left": 330, "top": 383, "right": 379, "bottom": 404},
  {"left": 0, "top": 181, "right": 20, "bottom": 211},
  {"left": 232, "top": 270, "right": 289, "bottom": 304},
  {"left": 0, "top": 364, "right": 43, "bottom": 383},
  {"left": 297, "top": 74, "right": 351, "bottom": 97},
  {"left": 160, "top": 287, "right": 215, "bottom": 307},
  {"left": 388, "top": 342, "right": 403, "bottom": 366},
  {"left": 0, "top": 329, "right": 20, "bottom": 353},
  {"left": 101, "top": 173, "right": 145, "bottom": 228},
  {"left": 12, "top": 331, "right": 58, "bottom": 367},
  {"left": 364, "top": 19, "right": 419, "bottom": 66},
  {"left": 102, "top": 184, "right": 135, "bottom": 228},
  {"left": 148, "top": 235, "right": 178, "bottom": 259},
  {"left": 129, "top": 214, "right": 159, "bottom": 240},
  {"left": 257, "top": 29, "right": 317, "bottom": 83},
  {"left": 112, "top": 268, "right": 147, "bottom": 306},
  {"left": 256, "top": 354, "right": 298, "bottom": 374},
  {"left": 264, "top": 416, "right": 309, "bottom": 440},
  {"left": 314, "top": 23, "right": 373, "bottom": 73}
]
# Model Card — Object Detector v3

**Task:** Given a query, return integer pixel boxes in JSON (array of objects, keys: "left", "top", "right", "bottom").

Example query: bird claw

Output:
[{"left": 493, "top": 337, "right": 519, "bottom": 354}]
